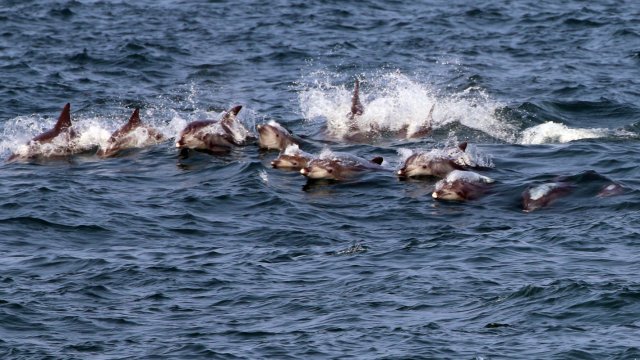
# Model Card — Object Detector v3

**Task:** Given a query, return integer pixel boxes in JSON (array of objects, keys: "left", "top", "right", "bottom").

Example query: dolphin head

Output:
[
  {"left": 300, "top": 159, "right": 339, "bottom": 180},
  {"left": 256, "top": 122, "right": 296, "bottom": 151},
  {"left": 398, "top": 153, "right": 457, "bottom": 178},
  {"left": 272, "top": 154, "right": 309, "bottom": 170},
  {"left": 432, "top": 180, "right": 467, "bottom": 201}
]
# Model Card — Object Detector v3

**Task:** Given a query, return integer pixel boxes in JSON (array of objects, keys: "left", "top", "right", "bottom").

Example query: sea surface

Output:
[{"left": 1, "top": 0, "right": 640, "bottom": 358}]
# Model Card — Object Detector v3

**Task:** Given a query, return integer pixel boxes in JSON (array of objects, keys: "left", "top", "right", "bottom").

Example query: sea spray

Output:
[{"left": 297, "top": 70, "right": 518, "bottom": 142}]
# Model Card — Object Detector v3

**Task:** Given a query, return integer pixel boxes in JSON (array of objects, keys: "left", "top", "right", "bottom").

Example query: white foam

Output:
[
  {"left": 76, "top": 122, "right": 112, "bottom": 149},
  {"left": 527, "top": 182, "right": 562, "bottom": 200},
  {"left": 519, "top": 121, "right": 606, "bottom": 144},
  {"left": 397, "top": 141, "right": 494, "bottom": 169},
  {"left": 396, "top": 148, "right": 415, "bottom": 162},
  {"left": 283, "top": 143, "right": 301, "bottom": 156},
  {"left": 282, "top": 144, "right": 313, "bottom": 159},
  {"left": 298, "top": 71, "right": 516, "bottom": 142},
  {"left": 266, "top": 120, "right": 290, "bottom": 134},
  {"left": 225, "top": 117, "right": 252, "bottom": 144},
  {"left": 445, "top": 170, "right": 494, "bottom": 184},
  {"left": 258, "top": 169, "right": 269, "bottom": 184}
]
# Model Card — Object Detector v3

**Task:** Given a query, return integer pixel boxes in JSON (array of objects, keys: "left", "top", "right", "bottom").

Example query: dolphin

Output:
[
  {"left": 98, "top": 108, "right": 165, "bottom": 157},
  {"left": 7, "top": 103, "right": 80, "bottom": 162},
  {"left": 256, "top": 120, "right": 299, "bottom": 151},
  {"left": 300, "top": 152, "right": 386, "bottom": 181},
  {"left": 521, "top": 182, "right": 573, "bottom": 212},
  {"left": 432, "top": 170, "right": 494, "bottom": 201},
  {"left": 271, "top": 144, "right": 313, "bottom": 170},
  {"left": 175, "top": 105, "right": 249, "bottom": 154},
  {"left": 397, "top": 142, "right": 469, "bottom": 178}
]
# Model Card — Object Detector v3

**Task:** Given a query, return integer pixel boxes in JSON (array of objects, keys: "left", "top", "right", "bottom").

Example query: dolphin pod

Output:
[{"left": 5, "top": 95, "right": 628, "bottom": 212}]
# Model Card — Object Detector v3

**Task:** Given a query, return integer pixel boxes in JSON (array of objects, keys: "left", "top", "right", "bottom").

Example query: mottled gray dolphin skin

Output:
[
  {"left": 300, "top": 153, "right": 386, "bottom": 181},
  {"left": 256, "top": 120, "right": 299, "bottom": 151},
  {"left": 397, "top": 142, "right": 469, "bottom": 178},
  {"left": 175, "top": 105, "right": 246, "bottom": 153},
  {"left": 271, "top": 144, "right": 313, "bottom": 170},
  {"left": 98, "top": 108, "right": 165, "bottom": 157},
  {"left": 271, "top": 153, "right": 309, "bottom": 170},
  {"left": 7, "top": 103, "right": 78, "bottom": 162},
  {"left": 521, "top": 182, "right": 573, "bottom": 212},
  {"left": 432, "top": 170, "right": 494, "bottom": 201}
]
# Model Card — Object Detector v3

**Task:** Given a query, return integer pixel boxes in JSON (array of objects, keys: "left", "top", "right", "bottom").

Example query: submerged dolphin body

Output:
[
  {"left": 98, "top": 108, "right": 165, "bottom": 157},
  {"left": 432, "top": 170, "right": 494, "bottom": 201},
  {"left": 521, "top": 182, "right": 573, "bottom": 212}
]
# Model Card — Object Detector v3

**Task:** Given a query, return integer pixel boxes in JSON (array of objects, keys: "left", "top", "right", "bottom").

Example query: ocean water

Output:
[{"left": 1, "top": 0, "right": 640, "bottom": 358}]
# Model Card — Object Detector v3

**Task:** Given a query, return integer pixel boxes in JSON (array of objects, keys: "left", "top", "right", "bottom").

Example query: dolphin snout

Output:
[
  {"left": 397, "top": 168, "right": 406, "bottom": 177},
  {"left": 300, "top": 167, "right": 310, "bottom": 175},
  {"left": 271, "top": 160, "right": 279, "bottom": 168}
]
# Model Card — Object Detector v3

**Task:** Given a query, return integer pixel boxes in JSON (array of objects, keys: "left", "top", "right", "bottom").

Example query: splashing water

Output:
[
  {"left": 397, "top": 138, "right": 495, "bottom": 169},
  {"left": 0, "top": 85, "right": 258, "bottom": 159},
  {"left": 297, "top": 70, "right": 517, "bottom": 142},
  {"left": 519, "top": 121, "right": 611, "bottom": 144}
]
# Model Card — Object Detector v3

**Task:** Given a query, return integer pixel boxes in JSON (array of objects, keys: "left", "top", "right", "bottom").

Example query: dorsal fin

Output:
[
  {"left": 127, "top": 108, "right": 141, "bottom": 127},
  {"left": 458, "top": 142, "right": 468, "bottom": 152},
  {"left": 426, "top": 103, "right": 435, "bottom": 128},
  {"left": 220, "top": 105, "right": 242, "bottom": 137},
  {"left": 222, "top": 105, "right": 242, "bottom": 122},
  {"left": 54, "top": 103, "right": 72, "bottom": 131},
  {"left": 370, "top": 156, "right": 383, "bottom": 165},
  {"left": 349, "top": 78, "right": 364, "bottom": 119}
]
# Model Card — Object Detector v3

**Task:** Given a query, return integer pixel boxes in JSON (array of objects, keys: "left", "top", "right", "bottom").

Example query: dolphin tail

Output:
[{"left": 53, "top": 103, "right": 72, "bottom": 132}]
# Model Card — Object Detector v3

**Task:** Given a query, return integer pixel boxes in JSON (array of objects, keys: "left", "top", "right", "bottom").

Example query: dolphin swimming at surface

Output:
[
  {"left": 98, "top": 108, "right": 165, "bottom": 157},
  {"left": 7, "top": 103, "right": 85, "bottom": 162}
]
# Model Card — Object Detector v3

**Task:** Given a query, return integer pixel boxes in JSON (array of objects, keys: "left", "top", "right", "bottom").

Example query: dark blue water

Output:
[{"left": 1, "top": 1, "right": 640, "bottom": 358}]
